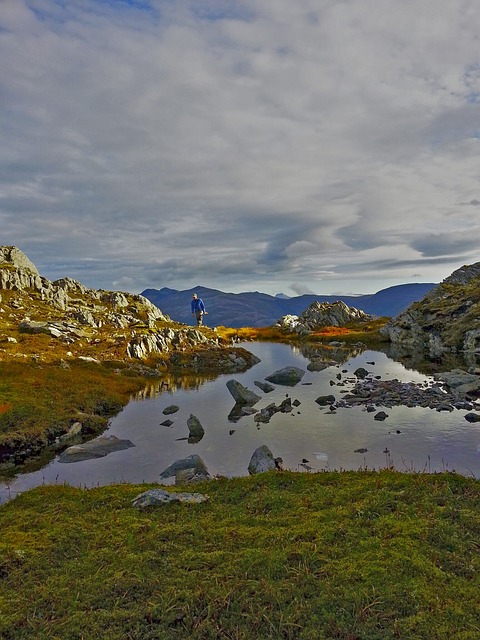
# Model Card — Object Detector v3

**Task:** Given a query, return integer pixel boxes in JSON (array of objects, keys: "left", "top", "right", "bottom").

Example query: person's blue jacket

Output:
[{"left": 191, "top": 296, "right": 206, "bottom": 314}]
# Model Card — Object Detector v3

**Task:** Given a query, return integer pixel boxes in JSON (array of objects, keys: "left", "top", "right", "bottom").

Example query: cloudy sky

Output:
[{"left": 1, "top": 0, "right": 480, "bottom": 296}]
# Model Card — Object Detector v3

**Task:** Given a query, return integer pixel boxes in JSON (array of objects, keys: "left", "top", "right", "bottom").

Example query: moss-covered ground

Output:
[
  {"left": 1, "top": 470, "right": 479, "bottom": 639},
  {"left": 0, "top": 360, "right": 148, "bottom": 469}
]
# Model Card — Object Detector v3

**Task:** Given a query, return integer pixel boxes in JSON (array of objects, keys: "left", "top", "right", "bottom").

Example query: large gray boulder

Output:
[
  {"left": 247, "top": 445, "right": 278, "bottom": 474},
  {"left": 433, "top": 369, "right": 479, "bottom": 388},
  {"left": 265, "top": 366, "right": 306, "bottom": 386},
  {"left": 0, "top": 246, "right": 39, "bottom": 274},
  {"left": 226, "top": 380, "right": 261, "bottom": 405}
]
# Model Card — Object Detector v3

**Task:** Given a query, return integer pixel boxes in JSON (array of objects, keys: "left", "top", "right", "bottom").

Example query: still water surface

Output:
[{"left": 2, "top": 342, "right": 480, "bottom": 502}]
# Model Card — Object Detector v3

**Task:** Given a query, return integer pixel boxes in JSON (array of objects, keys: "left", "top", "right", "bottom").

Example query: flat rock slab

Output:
[
  {"left": 132, "top": 489, "right": 209, "bottom": 509},
  {"left": 59, "top": 435, "right": 135, "bottom": 463}
]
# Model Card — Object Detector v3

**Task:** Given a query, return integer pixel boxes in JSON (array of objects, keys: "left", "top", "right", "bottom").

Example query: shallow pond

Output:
[{"left": 2, "top": 342, "right": 480, "bottom": 502}]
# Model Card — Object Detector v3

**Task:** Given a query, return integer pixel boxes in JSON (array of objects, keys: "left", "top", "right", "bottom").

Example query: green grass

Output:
[
  {"left": 1, "top": 470, "right": 480, "bottom": 639},
  {"left": 0, "top": 361, "right": 148, "bottom": 468}
]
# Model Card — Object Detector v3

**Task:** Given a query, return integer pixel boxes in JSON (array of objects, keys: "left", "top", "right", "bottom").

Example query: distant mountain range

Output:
[{"left": 141, "top": 283, "right": 436, "bottom": 328}]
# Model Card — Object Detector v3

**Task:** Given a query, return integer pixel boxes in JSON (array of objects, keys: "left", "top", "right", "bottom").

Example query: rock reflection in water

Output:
[
  {"left": 134, "top": 371, "right": 222, "bottom": 400},
  {"left": 298, "top": 342, "right": 367, "bottom": 370},
  {"left": 384, "top": 344, "right": 480, "bottom": 376}
]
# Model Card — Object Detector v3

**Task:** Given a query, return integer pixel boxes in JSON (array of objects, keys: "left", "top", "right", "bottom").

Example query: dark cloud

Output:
[
  {"left": 1, "top": 1, "right": 480, "bottom": 295},
  {"left": 411, "top": 231, "right": 480, "bottom": 258}
]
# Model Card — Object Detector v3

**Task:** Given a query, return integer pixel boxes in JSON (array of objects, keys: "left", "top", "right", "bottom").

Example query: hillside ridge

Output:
[
  {"left": 0, "top": 246, "right": 254, "bottom": 366},
  {"left": 142, "top": 282, "right": 436, "bottom": 328}
]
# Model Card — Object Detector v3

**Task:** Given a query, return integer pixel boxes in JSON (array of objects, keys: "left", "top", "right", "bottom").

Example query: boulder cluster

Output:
[
  {"left": 276, "top": 300, "right": 376, "bottom": 334},
  {"left": 334, "top": 370, "right": 480, "bottom": 414}
]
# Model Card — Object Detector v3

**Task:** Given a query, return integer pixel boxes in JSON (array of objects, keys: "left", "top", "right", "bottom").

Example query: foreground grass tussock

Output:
[{"left": 1, "top": 471, "right": 480, "bottom": 639}]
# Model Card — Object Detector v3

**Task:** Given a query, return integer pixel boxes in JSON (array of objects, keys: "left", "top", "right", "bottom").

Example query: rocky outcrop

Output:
[
  {"left": 19, "top": 319, "right": 89, "bottom": 341},
  {"left": 0, "top": 246, "right": 170, "bottom": 330},
  {"left": 276, "top": 300, "right": 375, "bottom": 334},
  {"left": 0, "top": 246, "right": 40, "bottom": 274},
  {"left": 126, "top": 327, "right": 216, "bottom": 359},
  {"left": 0, "top": 246, "right": 250, "bottom": 363},
  {"left": 380, "top": 262, "right": 480, "bottom": 356}
]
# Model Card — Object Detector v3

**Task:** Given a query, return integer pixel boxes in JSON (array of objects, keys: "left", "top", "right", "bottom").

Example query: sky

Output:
[{"left": 1, "top": 0, "right": 480, "bottom": 297}]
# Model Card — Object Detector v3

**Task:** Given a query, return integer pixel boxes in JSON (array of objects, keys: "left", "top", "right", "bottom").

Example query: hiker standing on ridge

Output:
[{"left": 191, "top": 293, "right": 207, "bottom": 326}]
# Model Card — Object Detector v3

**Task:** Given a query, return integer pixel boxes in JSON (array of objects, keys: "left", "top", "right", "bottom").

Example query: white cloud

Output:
[{"left": 1, "top": 0, "right": 480, "bottom": 295}]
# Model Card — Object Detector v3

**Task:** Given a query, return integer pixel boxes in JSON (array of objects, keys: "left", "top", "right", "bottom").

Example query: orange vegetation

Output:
[{"left": 0, "top": 402, "right": 12, "bottom": 415}]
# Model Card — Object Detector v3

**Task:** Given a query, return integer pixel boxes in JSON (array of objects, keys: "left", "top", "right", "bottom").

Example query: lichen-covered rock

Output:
[{"left": 132, "top": 489, "right": 209, "bottom": 509}]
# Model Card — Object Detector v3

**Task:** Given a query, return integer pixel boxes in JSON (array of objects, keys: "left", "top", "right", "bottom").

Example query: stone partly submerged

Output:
[
  {"left": 187, "top": 414, "right": 205, "bottom": 442},
  {"left": 265, "top": 366, "right": 306, "bottom": 386},
  {"left": 380, "top": 262, "right": 480, "bottom": 359},
  {"left": 254, "top": 380, "right": 275, "bottom": 393},
  {"left": 247, "top": 445, "right": 282, "bottom": 474},
  {"left": 226, "top": 380, "right": 261, "bottom": 405},
  {"left": 159, "top": 454, "right": 210, "bottom": 482},
  {"left": 58, "top": 435, "right": 135, "bottom": 463}
]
